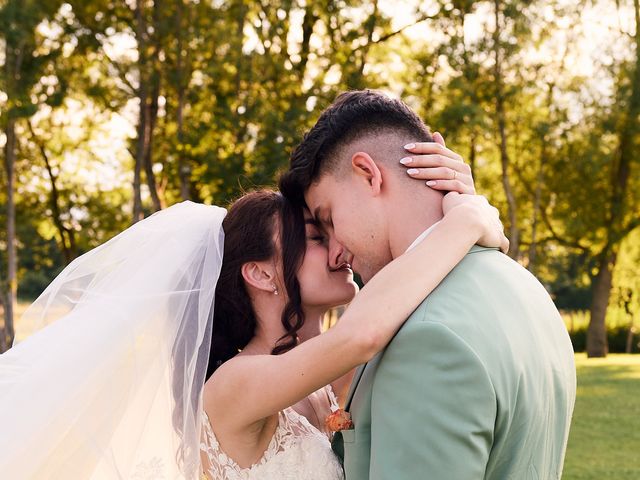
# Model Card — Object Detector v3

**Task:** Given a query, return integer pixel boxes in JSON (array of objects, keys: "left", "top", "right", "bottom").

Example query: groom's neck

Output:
[{"left": 386, "top": 189, "right": 443, "bottom": 259}]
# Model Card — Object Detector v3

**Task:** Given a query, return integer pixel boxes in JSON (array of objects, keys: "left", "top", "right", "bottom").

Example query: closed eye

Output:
[
  {"left": 310, "top": 235, "right": 327, "bottom": 244},
  {"left": 313, "top": 207, "right": 333, "bottom": 230},
  {"left": 305, "top": 216, "right": 327, "bottom": 243}
]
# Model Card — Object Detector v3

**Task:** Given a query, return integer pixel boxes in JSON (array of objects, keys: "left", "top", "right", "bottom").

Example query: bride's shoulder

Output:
[
  {"left": 203, "top": 354, "right": 266, "bottom": 408},
  {"left": 202, "top": 355, "right": 274, "bottom": 441}
]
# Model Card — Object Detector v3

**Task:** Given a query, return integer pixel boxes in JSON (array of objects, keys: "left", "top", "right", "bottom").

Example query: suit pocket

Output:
[
  {"left": 341, "top": 428, "right": 356, "bottom": 444},
  {"left": 342, "top": 429, "right": 370, "bottom": 478}
]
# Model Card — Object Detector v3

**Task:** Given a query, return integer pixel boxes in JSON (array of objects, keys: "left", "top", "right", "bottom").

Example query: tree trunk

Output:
[
  {"left": 175, "top": 0, "right": 191, "bottom": 201},
  {"left": 28, "top": 122, "right": 77, "bottom": 263},
  {"left": 132, "top": 0, "right": 148, "bottom": 223},
  {"left": 176, "top": 86, "right": 190, "bottom": 200},
  {"left": 624, "top": 290, "right": 635, "bottom": 354},
  {"left": 468, "top": 132, "right": 477, "bottom": 180},
  {"left": 587, "top": 251, "right": 617, "bottom": 357},
  {"left": 497, "top": 102, "right": 520, "bottom": 261},
  {"left": 586, "top": 0, "right": 640, "bottom": 357},
  {"left": 626, "top": 327, "right": 636, "bottom": 354},
  {"left": 356, "top": 0, "right": 378, "bottom": 81},
  {"left": 529, "top": 81, "right": 555, "bottom": 273},
  {"left": 42, "top": 156, "right": 77, "bottom": 263},
  {"left": 1, "top": 4, "right": 25, "bottom": 352},
  {"left": 233, "top": 0, "right": 246, "bottom": 94},
  {"left": 528, "top": 157, "right": 543, "bottom": 274},
  {"left": 460, "top": 12, "right": 478, "bottom": 182},
  {"left": 2, "top": 118, "right": 17, "bottom": 351},
  {"left": 232, "top": 0, "right": 250, "bottom": 161},
  {"left": 144, "top": 72, "right": 163, "bottom": 212},
  {"left": 342, "top": 0, "right": 380, "bottom": 89},
  {"left": 298, "top": 2, "right": 317, "bottom": 77},
  {"left": 0, "top": 292, "right": 7, "bottom": 352},
  {"left": 492, "top": 0, "right": 519, "bottom": 260},
  {"left": 143, "top": 0, "right": 163, "bottom": 212},
  {"left": 132, "top": 138, "right": 144, "bottom": 223}
]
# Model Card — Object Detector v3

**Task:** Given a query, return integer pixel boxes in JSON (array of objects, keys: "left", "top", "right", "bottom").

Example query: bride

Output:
[{"left": 0, "top": 147, "right": 506, "bottom": 479}]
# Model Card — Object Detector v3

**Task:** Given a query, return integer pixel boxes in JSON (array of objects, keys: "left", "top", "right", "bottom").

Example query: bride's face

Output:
[{"left": 295, "top": 210, "right": 359, "bottom": 310}]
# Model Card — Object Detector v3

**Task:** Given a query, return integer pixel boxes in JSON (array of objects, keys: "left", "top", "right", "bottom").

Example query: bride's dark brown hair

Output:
[{"left": 206, "top": 189, "right": 306, "bottom": 379}]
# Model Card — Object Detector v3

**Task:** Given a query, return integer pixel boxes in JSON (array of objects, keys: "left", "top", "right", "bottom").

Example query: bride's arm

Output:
[{"left": 208, "top": 195, "right": 506, "bottom": 428}]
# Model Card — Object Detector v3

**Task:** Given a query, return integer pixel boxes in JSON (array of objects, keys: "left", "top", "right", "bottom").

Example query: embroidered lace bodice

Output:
[{"left": 199, "top": 388, "right": 344, "bottom": 480}]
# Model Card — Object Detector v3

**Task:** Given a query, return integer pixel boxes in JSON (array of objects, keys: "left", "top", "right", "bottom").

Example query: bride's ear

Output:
[
  {"left": 351, "top": 152, "right": 382, "bottom": 196},
  {"left": 241, "top": 261, "right": 277, "bottom": 294}
]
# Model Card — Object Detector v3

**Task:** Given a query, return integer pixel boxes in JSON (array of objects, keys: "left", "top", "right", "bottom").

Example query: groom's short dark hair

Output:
[{"left": 280, "top": 89, "right": 433, "bottom": 203}]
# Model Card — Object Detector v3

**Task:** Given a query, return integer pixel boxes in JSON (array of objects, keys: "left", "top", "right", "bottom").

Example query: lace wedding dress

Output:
[{"left": 200, "top": 387, "right": 344, "bottom": 480}]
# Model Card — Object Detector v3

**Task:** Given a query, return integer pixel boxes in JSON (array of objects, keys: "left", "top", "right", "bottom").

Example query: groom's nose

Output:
[{"left": 328, "top": 238, "right": 353, "bottom": 270}]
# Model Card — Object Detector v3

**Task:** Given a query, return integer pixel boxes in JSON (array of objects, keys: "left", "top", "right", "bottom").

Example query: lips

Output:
[{"left": 332, "top": 262, "right": 353, "bottom": 273}]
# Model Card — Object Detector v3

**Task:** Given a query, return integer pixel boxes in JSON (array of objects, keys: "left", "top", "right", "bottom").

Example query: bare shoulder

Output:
[
  {"left": 202, "top": 355, "right": 273, "bottom": 435},
  {"left": 204, "top": 356, "right": 251, "bottom": 403},
  {"left": 202, "top": 354, "right": 270, "bottom": 417}
]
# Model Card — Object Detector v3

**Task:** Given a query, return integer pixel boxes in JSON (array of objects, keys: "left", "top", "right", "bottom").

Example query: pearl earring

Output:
[{"left": 272, "top": 285, "right": 279, "bottom": 296}]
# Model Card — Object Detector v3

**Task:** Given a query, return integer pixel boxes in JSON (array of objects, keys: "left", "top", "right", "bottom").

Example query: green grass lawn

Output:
[{"left": 563, "top": 354, "right": 640, "bottom": 479}]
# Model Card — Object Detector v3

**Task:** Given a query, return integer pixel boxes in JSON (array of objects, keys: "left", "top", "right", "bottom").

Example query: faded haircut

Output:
[{"left": 280, "top": 90, "right": 433, "bottom": 204}]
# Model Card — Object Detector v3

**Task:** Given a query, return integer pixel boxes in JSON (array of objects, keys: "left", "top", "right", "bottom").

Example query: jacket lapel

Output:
[{"left": 344, "top": 362, "right": 368, "bottom": 412}]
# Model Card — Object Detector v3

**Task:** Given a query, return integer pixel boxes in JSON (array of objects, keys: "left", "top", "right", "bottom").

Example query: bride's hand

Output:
[
  {"left": 400, "top": 132, "right": 475, "bottom": 195},
  {"left": 443, "top": 192, "right": 509, "bottom": 253}
]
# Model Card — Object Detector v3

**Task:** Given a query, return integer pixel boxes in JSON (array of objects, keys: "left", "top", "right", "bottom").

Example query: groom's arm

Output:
[{"left": 369, "top": 320, "right": 496, "bottom": 480}]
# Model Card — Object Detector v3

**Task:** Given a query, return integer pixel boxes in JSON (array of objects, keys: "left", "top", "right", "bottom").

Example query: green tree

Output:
[
  {"left": 585, "top": 0, "right": 640, "bottom": 356},
  {"left": 0, "top": 0, "right": 68, "bottom": 351}
]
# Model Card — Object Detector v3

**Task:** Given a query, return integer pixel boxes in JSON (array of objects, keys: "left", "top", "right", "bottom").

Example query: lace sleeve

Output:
[{"left": 327, "top": 385, "right": 340, "bottom": 412}]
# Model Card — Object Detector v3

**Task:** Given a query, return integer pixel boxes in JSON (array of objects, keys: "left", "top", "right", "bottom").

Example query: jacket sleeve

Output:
[{"left": 368, "top": 320, "right": 497, "bottom": 480}]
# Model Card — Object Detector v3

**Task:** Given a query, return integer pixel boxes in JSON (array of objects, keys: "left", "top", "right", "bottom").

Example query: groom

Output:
[{"left": 280, "top": 90, "right": 576, "bottom": 479}]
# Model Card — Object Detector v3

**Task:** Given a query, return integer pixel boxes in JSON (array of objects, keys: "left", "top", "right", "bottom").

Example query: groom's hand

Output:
[{"left": 400, "top": 133, "right": 475, "bottom": 195}]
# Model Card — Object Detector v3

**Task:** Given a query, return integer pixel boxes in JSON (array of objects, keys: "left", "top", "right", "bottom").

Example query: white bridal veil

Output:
[{"left": 0, "top": 201, "right": 226, "bottom": 479}]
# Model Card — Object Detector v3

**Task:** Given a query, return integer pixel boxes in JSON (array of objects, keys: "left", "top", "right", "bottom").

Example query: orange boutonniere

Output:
[{"left": 325, "top": 409, "right": 353, "bottom": 432}]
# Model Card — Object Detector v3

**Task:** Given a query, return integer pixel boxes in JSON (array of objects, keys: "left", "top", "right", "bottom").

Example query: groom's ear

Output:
[
  {"left": 241, "top": 261, "right": 276, "bottom": 294},
  {"left": 351, "top": 152, "right": 382, "bottom": 196}
]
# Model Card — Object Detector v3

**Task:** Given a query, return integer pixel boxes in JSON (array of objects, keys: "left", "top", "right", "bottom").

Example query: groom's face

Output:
[{"left": 305, "top": 173, "right": 391, "bottom": 283}]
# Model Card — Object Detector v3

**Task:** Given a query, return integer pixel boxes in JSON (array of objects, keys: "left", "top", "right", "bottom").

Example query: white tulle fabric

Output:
[
  {"left": 0, "top": 201, "right": 225, "bottom": 479},
  {"left": 200, "top": 388, "right": 344, "bottom": 480}
]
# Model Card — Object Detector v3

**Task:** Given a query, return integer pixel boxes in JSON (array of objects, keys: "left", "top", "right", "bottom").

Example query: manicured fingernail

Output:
[
  {"left": 404, "top": 143, "right": 415, "bottom": 150},
  {"left": 407, "top": 169, "right": 419, "bottom": 175},
  {"left": 426, "top": 180, "right": 437, "bottom": 186},
  {"left": 400, "top": 157, "right": 412, "bottom": 165}
]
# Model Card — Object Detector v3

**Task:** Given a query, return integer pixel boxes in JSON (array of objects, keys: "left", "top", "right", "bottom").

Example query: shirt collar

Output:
[{"left": 405, "top": 221, "right": 441, "bottom": 253}]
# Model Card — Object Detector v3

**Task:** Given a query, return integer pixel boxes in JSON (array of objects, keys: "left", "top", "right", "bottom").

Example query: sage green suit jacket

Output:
[{"left": 332, "top": 246, "right": 576, "bottom": 480}]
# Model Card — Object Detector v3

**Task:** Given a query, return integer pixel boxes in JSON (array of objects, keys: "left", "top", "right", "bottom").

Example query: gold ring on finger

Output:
[{"left": 452, "top": 170, "right": 458, "bottom": 180}]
